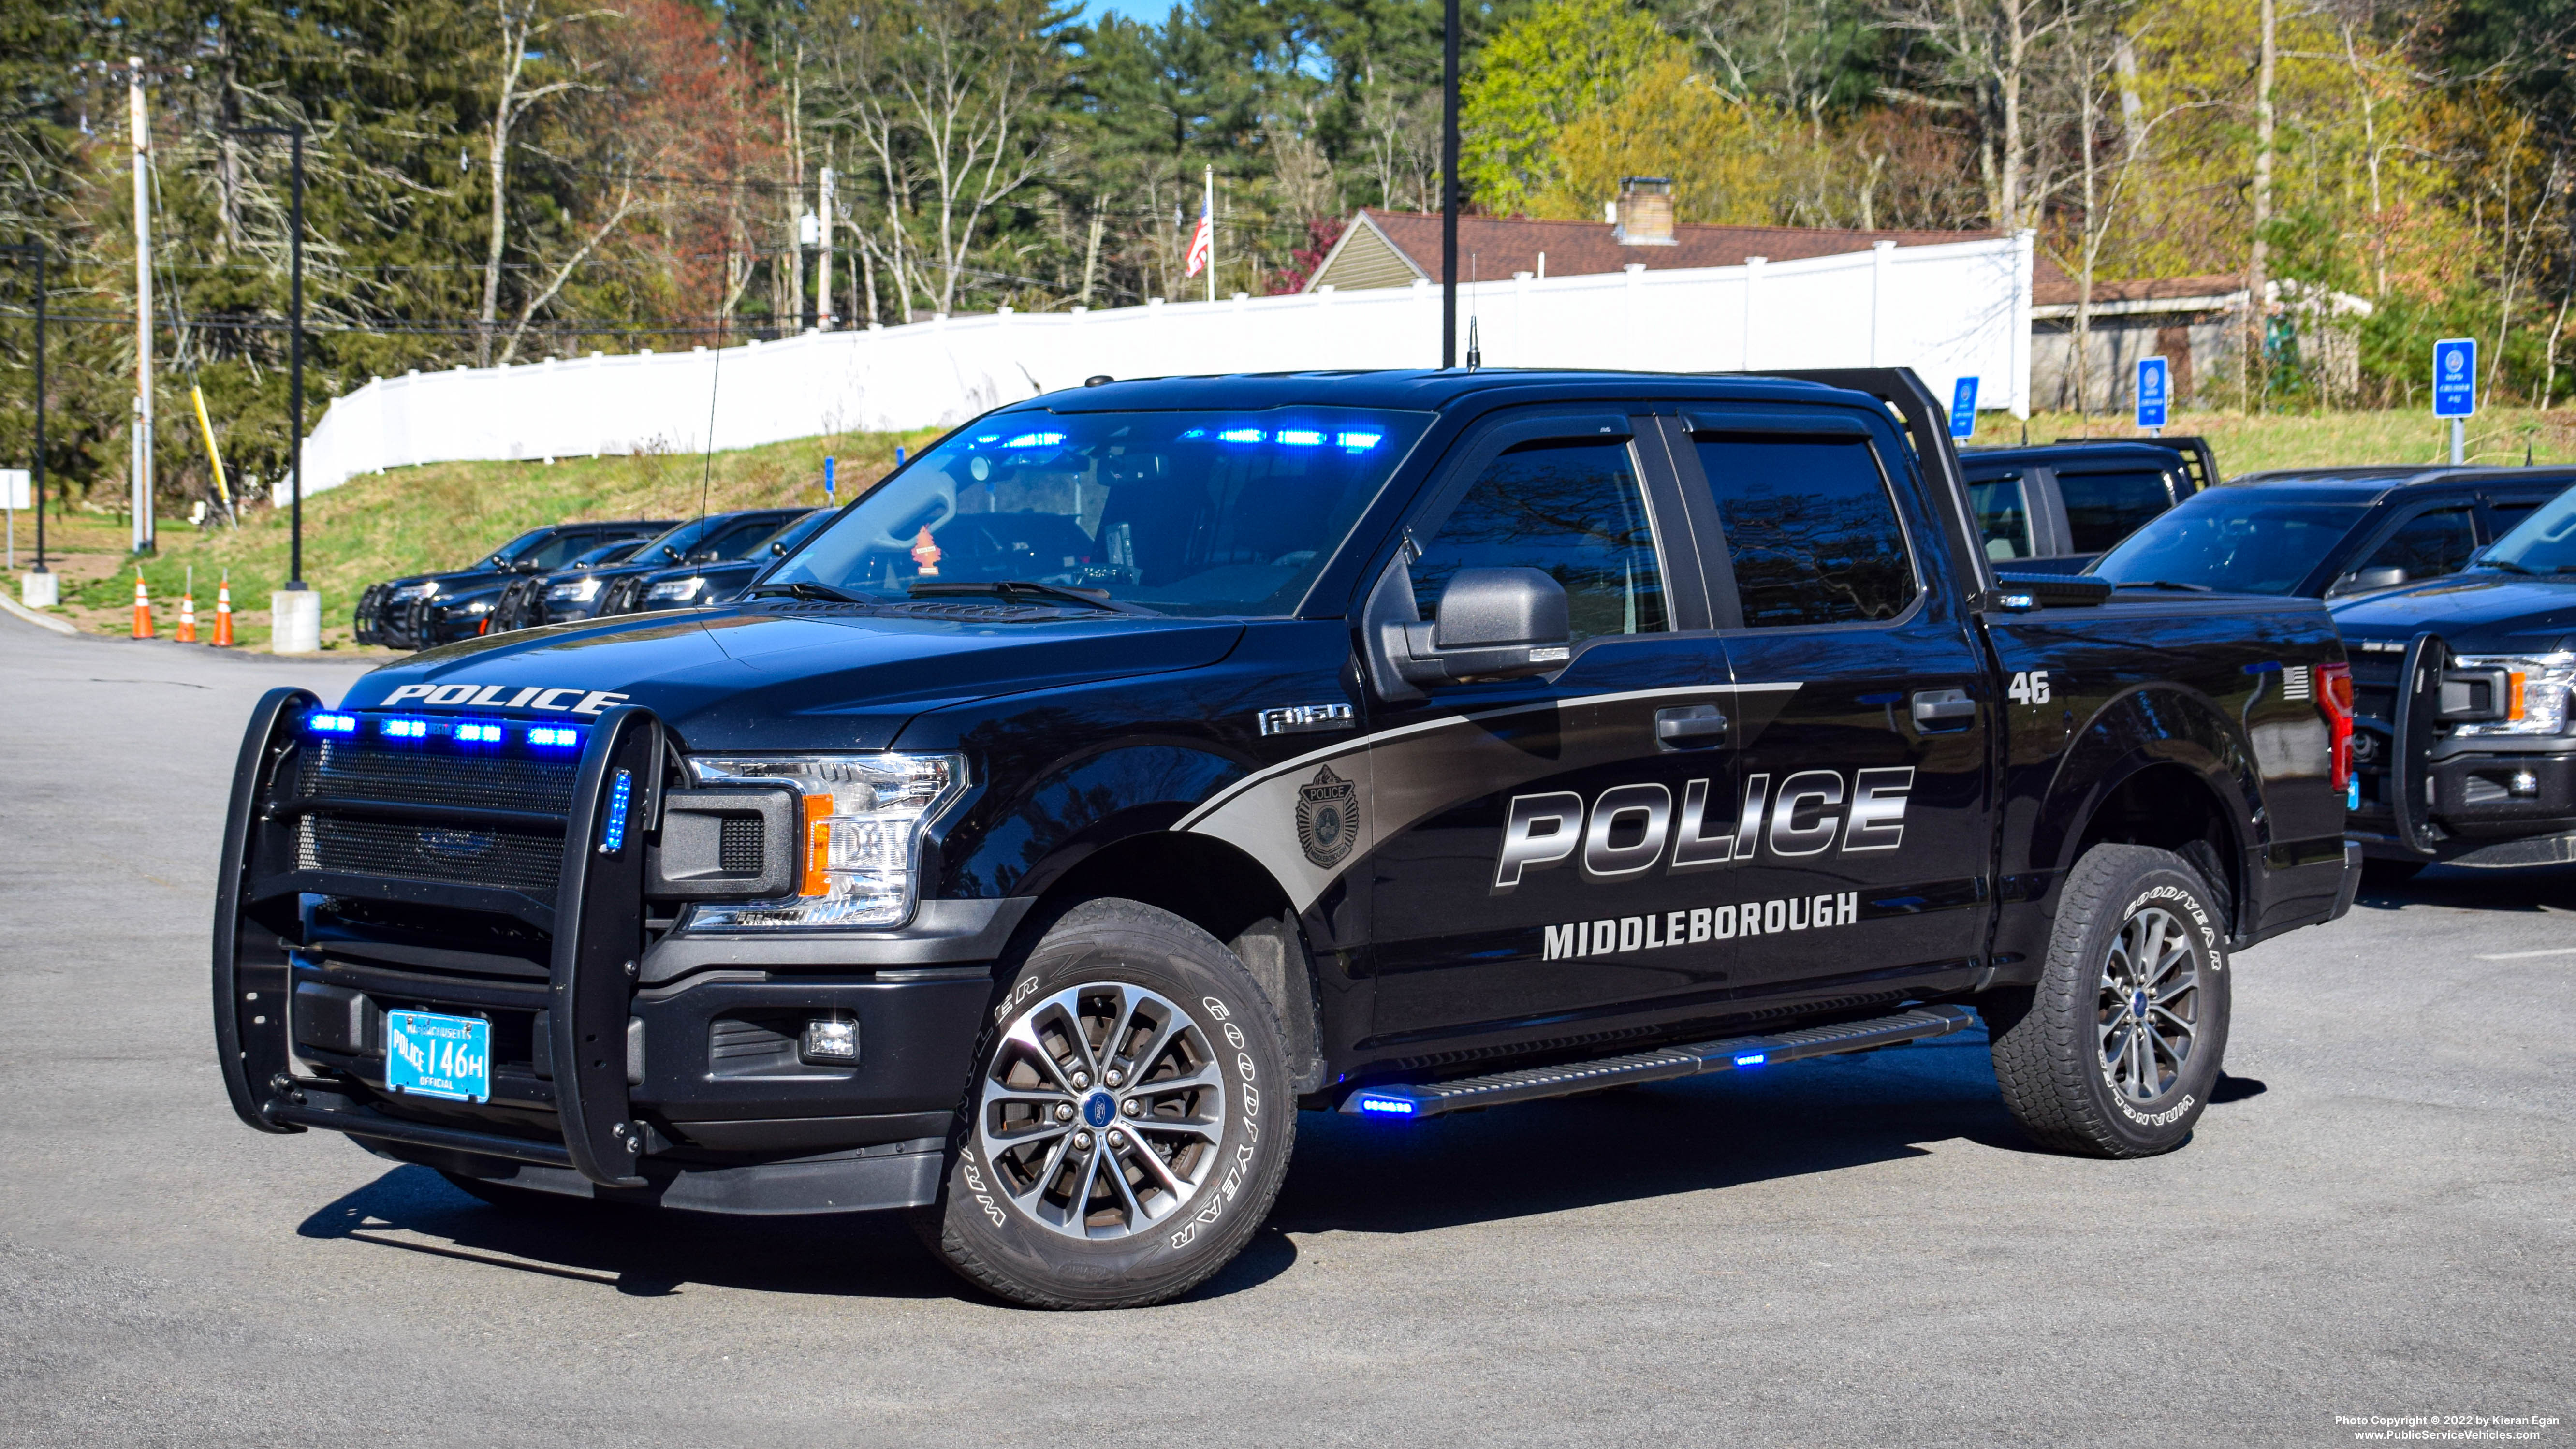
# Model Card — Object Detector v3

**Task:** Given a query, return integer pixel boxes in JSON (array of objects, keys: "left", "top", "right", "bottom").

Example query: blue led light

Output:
[
  {"left": 1353, "top": 1093, "right": 1417, "bottom": 1115},
  {"left": 1336, "top": 431, "right": 1384, "bottom": 451},
  {"left": 2348, "top": 776, "right": 2361, "bottom": 810},
  {"left": 600, "top": 768, "right": 632, "bottom": 853},
  {"left": 307, "top": 712, "right": 358, "bottom": 734},
  {"left": 1215, "top": 427, "right": 1264, "bottom": 443},
  {"left": 1003, "top": 431, "right": 1066, "bottom": 448},
  {"left": 1276, "top": 429, "right": 1324, "bottom": 447},
  {"left": 454, "top": 721, "right": 504, "bottom": 744},
  {"left": 381, "top": 717, "right": 430, "bottom": 739},
  {"left": 1733, "top": 1052, "right": 1768, "bottom": 1068},
  {"left": 528, "top": 726, "right": 582, "bottom": 748},
  {"left": 1176, "top": 428, "right": 1207, "bottom": 440}
]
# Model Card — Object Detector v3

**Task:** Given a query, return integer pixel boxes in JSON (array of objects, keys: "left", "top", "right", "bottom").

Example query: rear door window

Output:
[
  {"left": 1409, "top": 437, "right": 1669, "bottom": 644},
  {"left": 2363, "top": 505, "right": 2477, "bottom": 581},
  {"left": 1690, "top": 432, "right": 1917, "bottom": 628},
  {"left": 2056, "top": 468, "right": 2181, "bottom": 553}
]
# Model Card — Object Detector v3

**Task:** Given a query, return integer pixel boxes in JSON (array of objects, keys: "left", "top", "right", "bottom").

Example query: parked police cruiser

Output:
[{"left": 215, "top": 368, "right": 2359, "bottom": 1309}]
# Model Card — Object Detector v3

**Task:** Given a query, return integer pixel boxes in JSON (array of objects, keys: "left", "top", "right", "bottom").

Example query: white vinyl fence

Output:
[{"left": 295, "top": 231, "right": 2034, "bottom": 499}]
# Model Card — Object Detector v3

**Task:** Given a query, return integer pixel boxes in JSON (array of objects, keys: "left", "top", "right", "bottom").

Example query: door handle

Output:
[
  {"left": 1655, "top": 704, "right": 1728, "bottom": 748},
  {"left": 1911, "top": 688, "right": 1976, "bottom": 732}
]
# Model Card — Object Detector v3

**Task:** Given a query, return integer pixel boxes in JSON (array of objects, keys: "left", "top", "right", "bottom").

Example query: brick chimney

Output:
[{"left": 1614, "top": 177, "right": 1675, "bottom": 246}]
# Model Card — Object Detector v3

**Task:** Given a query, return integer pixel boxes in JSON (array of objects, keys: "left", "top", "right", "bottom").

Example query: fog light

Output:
[
  {"left": 801, "top": 1016, "right": 858, "bottom": 1063},
  {"left": 2512, "top": 770, "right": 2539, "bottom": 797}
]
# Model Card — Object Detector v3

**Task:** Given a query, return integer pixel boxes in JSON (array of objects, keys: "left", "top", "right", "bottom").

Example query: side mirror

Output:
[
  {"left": 2331, "top": 564, "right": 2408, "bottom": 595},
  {"left": 1391, "top": 568, "right": 1572, "bottom": 686}
]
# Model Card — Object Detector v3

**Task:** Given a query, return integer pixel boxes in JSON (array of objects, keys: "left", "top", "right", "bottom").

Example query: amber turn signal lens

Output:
[
  {"left": 2509, "top": 672, "right": 2528, "bottom": 721},
  {"left": 800, "top": 793, "right": 834, "bottom": 896}
]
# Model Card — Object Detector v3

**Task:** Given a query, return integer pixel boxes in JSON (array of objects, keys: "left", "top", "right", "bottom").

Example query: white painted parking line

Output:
[{"left": 2474, "top": 946, "right": 2576, "bottom": 960}]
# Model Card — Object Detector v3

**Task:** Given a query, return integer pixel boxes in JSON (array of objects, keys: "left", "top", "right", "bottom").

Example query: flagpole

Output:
[{"left": 1204, "top": 165, "right": 1216, "bottom": 304}]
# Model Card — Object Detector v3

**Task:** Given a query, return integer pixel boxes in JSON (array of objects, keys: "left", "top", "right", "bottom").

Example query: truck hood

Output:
[
  {"left": 338, "top": 604, "right": 1247, "bottom": 750},
  {"left": 2330, "top": 573, "right": 2576, "bottom": 654}
]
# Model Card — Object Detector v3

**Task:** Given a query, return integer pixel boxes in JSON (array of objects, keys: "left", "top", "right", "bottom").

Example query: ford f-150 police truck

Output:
[{"left": 214, "top": 367, "right": 2360, "bottom": 1309}]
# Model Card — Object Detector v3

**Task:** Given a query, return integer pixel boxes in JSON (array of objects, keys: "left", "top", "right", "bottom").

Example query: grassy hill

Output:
[{"left": 12, "top": 405, "right": 2576, "bottom": 649}]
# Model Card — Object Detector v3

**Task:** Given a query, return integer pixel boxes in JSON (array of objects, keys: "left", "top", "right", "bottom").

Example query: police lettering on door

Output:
[{"left": 1491, "top": 767, "right": 1912, "bottom": 960}]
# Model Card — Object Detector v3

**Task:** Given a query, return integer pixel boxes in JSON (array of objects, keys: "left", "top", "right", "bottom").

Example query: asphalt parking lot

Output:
[{"left": 1, "top": 615, "right": 2569, "bottom": 1448}]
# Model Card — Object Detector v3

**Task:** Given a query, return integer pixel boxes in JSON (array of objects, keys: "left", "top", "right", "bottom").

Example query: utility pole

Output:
[
  {"left": 817, "top": 167, "right": 835, "bottom": 332},
  {"left": 1441, "top": 0, "right": 1460, "bottom": 369},
  {"left": 130, "top": 56, "right": 154, "bottom": 554},
  {"left": 231, "top": 124, "right": 307, "bottom": 589},
  {"left": 2, "top": 242, "right": 46, "bottom": 600}
]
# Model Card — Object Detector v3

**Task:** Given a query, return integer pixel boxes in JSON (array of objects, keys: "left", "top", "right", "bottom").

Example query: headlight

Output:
[
  {"left": 647, "top": 576, "right": 708, "bottom": 602},
  {"left": 547, "top": 578, "right": 602, "bottom": 603},
  {"left": 2449, "top": 652, "right": 2576, "bottom": 736},
  {"left": 454, "top": 598, "right": 493, "bottom": 615},
  {"left": 683, "top": 754, "right": 965, "bottom": 929},
  {"left": 390, "top": 582, "right": 438, "bottom": 601}
]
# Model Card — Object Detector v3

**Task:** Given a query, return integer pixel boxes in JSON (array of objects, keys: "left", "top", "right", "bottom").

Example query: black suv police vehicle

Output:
[
  {"left": 354, "top": 521, "right": 673, "bottom": 649},
  {"left": 216, "top": 368, "right": 2357, "bottom": 1309}
]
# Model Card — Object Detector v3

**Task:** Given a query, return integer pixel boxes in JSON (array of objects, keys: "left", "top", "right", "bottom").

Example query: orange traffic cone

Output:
[
  {"left": 211, "top": 574, "right": 235, "bottom": 647},
  {"left": 131, "top": 571, "right": 154, "bottom": 639},
  {"left": 177, "top": 592, "right": 198, "bottom": 642}
]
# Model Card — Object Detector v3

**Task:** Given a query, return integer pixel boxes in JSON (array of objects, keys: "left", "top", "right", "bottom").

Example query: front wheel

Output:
[
  {"left": 918, "top": 899, "right": 1296, "bottom": 1309},
  {"left": 1989, "top": 843, "right": 2232, "bottom": 1157}
]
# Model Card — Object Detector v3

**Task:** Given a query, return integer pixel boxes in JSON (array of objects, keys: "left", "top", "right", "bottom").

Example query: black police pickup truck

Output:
[{"left": 215, "top": 367, "right": 2358, "bottom": 1309}]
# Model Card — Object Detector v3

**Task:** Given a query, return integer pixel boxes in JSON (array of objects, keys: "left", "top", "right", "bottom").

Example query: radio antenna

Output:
[
  {"left": 1465, "top": 250, "right": 1481, "bottom": 370},
  {"left": 692, "top": 242, "right": 728, "bottom": 574}
]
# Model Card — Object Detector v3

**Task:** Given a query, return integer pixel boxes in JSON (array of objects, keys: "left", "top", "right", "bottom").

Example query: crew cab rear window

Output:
[
  {"left": 1411, "top": 438, "right": 1668, "bottom": 643},
  {"left": 2057, "top": 468, "right": 2179, "bottom": 553},
  {"left": 1692, "top": 434, "right": 1916, "bottom": 628},
  {"left": 2361, "top": 505, "right": 2476, "bottom": 582}
]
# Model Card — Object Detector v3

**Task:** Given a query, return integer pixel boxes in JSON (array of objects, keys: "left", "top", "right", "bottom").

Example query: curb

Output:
[{"left": 0, "top": 591, "right": 80, "bottom": 636}]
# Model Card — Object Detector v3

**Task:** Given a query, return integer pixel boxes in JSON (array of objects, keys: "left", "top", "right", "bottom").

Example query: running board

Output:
[{"left": 1340, "top": 1006, "right": 1977, "bottom": 1119}]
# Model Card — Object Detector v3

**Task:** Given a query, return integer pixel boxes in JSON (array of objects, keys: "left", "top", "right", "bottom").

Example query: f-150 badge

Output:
[{"left": 1297, "top": 765, "right": 1360, "bottom": 867}]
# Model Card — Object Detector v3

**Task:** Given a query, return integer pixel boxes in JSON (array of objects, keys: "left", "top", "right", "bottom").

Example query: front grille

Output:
[
  {"left": 293, "top": 740, "right": 576, "bottom": 894},
  {"left": 719, "top": 816, "right": 763, "bottom": 873},
  {"left": 300, "top": 814, "right": 564, "bottom": 892},
  {"left": 299, "top": 740, "right": 581, "bottom": 813},
  {"left": 2350, "top": 653, "right": 2403, "bottom": 724}
]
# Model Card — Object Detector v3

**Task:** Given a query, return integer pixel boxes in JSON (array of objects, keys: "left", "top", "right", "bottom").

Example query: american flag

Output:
[{"left": 1183, "top": 195, "right": 1214, "bottom": 278}]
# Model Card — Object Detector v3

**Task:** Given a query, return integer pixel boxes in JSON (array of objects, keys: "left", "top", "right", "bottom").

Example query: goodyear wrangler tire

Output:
[
  {"left": 1989, "top": 843, "right": 2232, "bottom": 1158},
  {"left": 920, "top": 899, "right": 1296, "bottom": 1309}
]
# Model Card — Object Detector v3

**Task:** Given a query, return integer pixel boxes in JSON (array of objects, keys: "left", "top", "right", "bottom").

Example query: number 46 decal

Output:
[{"left": 2006, "top": 670, "right": 2052, "bottom": 705}]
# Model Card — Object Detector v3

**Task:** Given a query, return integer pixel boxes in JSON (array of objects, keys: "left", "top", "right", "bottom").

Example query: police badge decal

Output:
[{"left": 1296, "top": 764, "right": 1359, "bottom": 867}]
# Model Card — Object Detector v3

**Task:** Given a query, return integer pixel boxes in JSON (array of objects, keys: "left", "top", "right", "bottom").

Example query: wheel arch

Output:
[{"left": 2036, "top": 686, "right": 2264, "bottom": 938}]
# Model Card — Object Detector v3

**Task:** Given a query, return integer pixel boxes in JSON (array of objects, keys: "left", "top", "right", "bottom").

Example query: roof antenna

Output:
[
  {"left": 691, "top": 242, "right": 729, "bottom": 586},
  {"left": 1465, "top": 250, "right": 1482, "bottom": 370}
]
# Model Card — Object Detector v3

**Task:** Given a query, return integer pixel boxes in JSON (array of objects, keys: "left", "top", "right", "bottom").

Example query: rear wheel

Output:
[
  {"left": 1990, "top": 843, "right": 2231, "bottom": 1157},
  {"left": 918, "top": 899, "right": 1294, "bottom": 1309}
]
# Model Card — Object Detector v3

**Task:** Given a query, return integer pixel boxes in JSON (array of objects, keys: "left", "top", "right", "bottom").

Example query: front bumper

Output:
[
  {"left": 2350, "top": 745, "right": 2576, "bottom": 861},
  {"left": 214, "top": 691, "right": 1021, "bottom": 1213}
]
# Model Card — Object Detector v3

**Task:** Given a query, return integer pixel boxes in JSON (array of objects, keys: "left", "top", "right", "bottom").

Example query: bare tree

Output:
[
  {"left": 475, "top": 0, "right": 602, "bottom": 366},
  {"left": 1880, "top": 0, "right": 2085, "bottom": 229}
]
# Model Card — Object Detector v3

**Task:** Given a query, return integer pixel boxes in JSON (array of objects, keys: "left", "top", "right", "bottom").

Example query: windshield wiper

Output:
[
  {"left": 2480, "top": 557, "right": 2538, "bottom": 575},
  {"left": 2109, "top": 579, "right": 2213, "bottom": 592},
  {"left": 748, "top": 581, "right": 863, "bottom": 603},
  {"left": 908, "top": 580, "right": 1158, "bottom": 615}
]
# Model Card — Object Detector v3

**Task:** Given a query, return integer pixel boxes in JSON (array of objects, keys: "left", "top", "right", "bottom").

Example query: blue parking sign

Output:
[
  {"left": 2433, "top": 338, "right": 2477, "bottom": 418},
  {"left": 1949, "top": 376, "right": 1978, "bottom": 440},
  {"left": 2136, "top": 356, "right": 2169, "bottom": 430}
]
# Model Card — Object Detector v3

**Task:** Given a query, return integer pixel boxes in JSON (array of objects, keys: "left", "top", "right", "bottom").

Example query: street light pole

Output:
[
  {"left": 1441, "top": 0, "right": 1460, "bottom": 369},
  {"left": 232, "top": 124, "right": 305, "bottom": 588}
]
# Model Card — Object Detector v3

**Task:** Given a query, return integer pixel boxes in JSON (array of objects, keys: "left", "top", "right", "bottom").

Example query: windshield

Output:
[
  {"left": 2480, "top": 486, "right": 2576, "bottom": 574},
  {"left": 759, "top": 408, "right": 1432, "bottom": 616},
  {"left": 760, "top": 509, "right": 834, "bottom": 557},
  {"left": 489, "top": 529, "right": 556, "bottom": 568},
  {"left": 569, "top": 540, "right": 644, "bottom": 569},
  {"left": 2090, "top": 491, "right": 2372, "bottom": 594}
]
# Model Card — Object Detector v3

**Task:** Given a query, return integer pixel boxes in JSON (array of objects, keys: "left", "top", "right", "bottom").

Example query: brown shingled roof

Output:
[
  {"left": 1324, "top": 208, "right": 2064, "bottom": 284},
  {"left": 2030, "top": 272, "right": 2245, "bottom": 307}
]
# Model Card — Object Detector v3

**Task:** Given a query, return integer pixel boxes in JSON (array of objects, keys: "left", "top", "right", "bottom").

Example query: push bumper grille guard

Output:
[{"left": 214, "top": 688, "right": 665, "bottom": 1187}]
